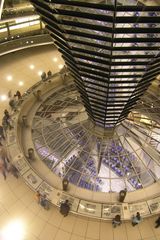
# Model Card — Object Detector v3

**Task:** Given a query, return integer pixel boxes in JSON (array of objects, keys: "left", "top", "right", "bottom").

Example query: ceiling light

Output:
[
  {"left": 53, "top": 57, "right": 57, "bottom": 62},
  {"left": 58, "top": 64, "right": 63, "bottom": 69},
  {"left": 38, "top": 71, "right": 43, "bottom": 76},
  {"left": 6, "top": 76, "right": 12, "bottom": 81},
  {"left": 18, "top": 81, "right": 24, "bottom": 86},
  {"left": 1, "top": 219, "right": 26, "bottom": 240},
  {"left": 29, "top": 64, "right": 35, "bottom": 70},
  {"left": 0, "top": 95, "right": 7, "bottom": 101},
  {"left": 31, "top": 41, "right": 34, "bottom": 43}
]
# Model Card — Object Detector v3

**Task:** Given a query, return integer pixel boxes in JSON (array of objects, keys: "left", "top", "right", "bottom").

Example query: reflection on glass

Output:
[{"left": 32, "top": 83, "right": 160, "bottom": 192}]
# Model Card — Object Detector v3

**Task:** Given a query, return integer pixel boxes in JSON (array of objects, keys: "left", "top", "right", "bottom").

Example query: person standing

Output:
[
  {"left": 41, "top": 72, "right": 47, "bottom": 82},
  {"left": 112, "top": 214, "right": 122, "bottom": 228},
  {"left": 131, "top": 212, "right": 142, "bottom": 226},
  {"left": 35, "top": 191, "right": 41, "bottom": 204},
  {"left": 155, "top": 216, "right": 160, "bottom": 228},
  {"left": 47, "top": 70, "right": 52, "bottom": 79},
  {"left": 4, "top": 109, "right": 10, "bottom": 120},
  {"left": 119, "top": 188, "right": 127, "bottom": 202},
  {"left": 60, "top": 200, "right": 70, "bottom": 217},
  {"left": 15, "top": 90, "right": 22, "bottom": 100},
  {"left": 40, "top": 194, "right": 49, "bottom": 210}
]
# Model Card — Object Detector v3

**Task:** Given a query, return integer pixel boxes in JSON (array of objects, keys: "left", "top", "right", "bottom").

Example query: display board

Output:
[
  {"left": 78, "top": 200, "right": 102, "bottom": 218},
  {"left": 37, "top": 181, "right": 54, "bottom": 201},
  {"left": 102, "top": 204, "right": 122, "bottom": 219},
  {"left": 13, "top": 153, "right": 30, "bottom": 175},
  {"left": 56, "top": 192, "right": 80, "bottom": 212},
  {"left": 129, "top": 201, "right": 150, "bottom": 216},
  {"left": 23, "top": 169, "right": 43, "bottom": 189},
  {"left": 147, "top": 197, "right": 160, "bottom": 214}
]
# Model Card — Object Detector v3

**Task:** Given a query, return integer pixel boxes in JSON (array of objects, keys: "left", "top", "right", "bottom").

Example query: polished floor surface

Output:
[
  {"left": 0, "top": 44, "right": 63, "bottom": 121},
  {"left": 0, "top": 44, "right": 160, "bottom": 240},
  {"left": 0, "top": 174, "right": 160, "bottom": 240}
]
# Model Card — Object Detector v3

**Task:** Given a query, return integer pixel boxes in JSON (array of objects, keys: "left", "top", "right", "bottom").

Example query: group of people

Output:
[
  {"left": 2, "top": 90, "right": 22, "bottom": 131},
  {"left": 112, "top": 212, "right": 160, "bottom": 228},
  {"left": 35, "top": 191, "right": 71, "bottom": 217},
  {"left": 41, "top": 70, "right": 52, "bottom": 82},
  {"left": 1, "top": 91, "right": 160, "bottom": 226},
  {"left": 35, "top": 190, "right": 160, "bottom": 226},
  {"left": 112, "top": 212, "right": 142, "bottom": 228},
  {"left": 8, "top": 90, "right": 22, "bottom": 111},
  {"left": 34, "top": 185, "right": 160, "bottom": 223},
  {"left": 0, "top": 91, "right": 21, "bottom": 179},
  {"left": 2, "top": 109, "right": 13, "bottom": 131}
]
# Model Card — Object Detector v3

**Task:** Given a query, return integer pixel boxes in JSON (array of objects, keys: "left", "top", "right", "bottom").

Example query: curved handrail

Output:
[{"left": 5, "top": 72, "right": 160, "bottom": 220}]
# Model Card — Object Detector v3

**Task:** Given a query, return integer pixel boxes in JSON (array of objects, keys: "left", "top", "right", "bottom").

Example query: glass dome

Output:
[{"left": 32, "top": 80, "right": 160, "bottom": 193}]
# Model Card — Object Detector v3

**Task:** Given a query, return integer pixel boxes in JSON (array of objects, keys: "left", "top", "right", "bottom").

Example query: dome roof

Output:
[{"left": 32, "top": 80, "right": 160, "bottom": 193}]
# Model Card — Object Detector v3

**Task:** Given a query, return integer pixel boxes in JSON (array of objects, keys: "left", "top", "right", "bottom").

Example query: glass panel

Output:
[
  {"left": 111, "top": 179, "right": 125, "bottom": 192},
  {"left": 148, "top": 161, "right": 160, "bottom": 179},
  {"left": 96, "top": 178, "right": 110, "bottom": 192}
]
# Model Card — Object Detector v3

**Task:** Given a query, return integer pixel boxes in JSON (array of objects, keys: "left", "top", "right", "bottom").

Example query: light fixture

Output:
[
  {"left": 29, "top": 64, "right": 35, "bottom": 70},
  {"left": 38, "top": 71, "right": 43, "bottom": 76},
  {"left": 53, "top": 57, "right": 57, "bottom": 62},
  {"left": 26, "top": 41, "right": 29, "bottom": 44},
  {"left": 58, "top": 64, "right": 63, "bottom": 69},
  {"left": 31, "top": 41, "right": 33, "bottom": 43},
  {"left": 1, "top": 219, "right": 26, "bottom": 240},
  {"left": 6, "top": 75, "right": 12, "bottom": 81},
  {"left": 0, "top": 95, "right": 7, "bottom": 101},
  {"left": 18, "top": 81, "right": 24, "bottom": 86}
]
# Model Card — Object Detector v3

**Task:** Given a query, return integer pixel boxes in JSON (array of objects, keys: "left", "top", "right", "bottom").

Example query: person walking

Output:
[
  {"left": 0, "top": 125, "right": 5, "bottom": 141},
  {"left": 131, "top": 212, "right": 142, "bottom": 226},
  {"left": 3, "top": 110, "right": 13, "bottom": 130},
  {"left": 9, "top": 96, "right": 17, "bottom": 111},
  {"left": 9, "top": 163, "right": 19, "bottom": 178},
  {"left": 0, "top": 144, "right": 10, "bottom": 166},
  {"left": 0, "top": 160, "right": 7, "bottom": 180},
  {"left": 4, "top": 109, "right": 10, "bottom": 120}
]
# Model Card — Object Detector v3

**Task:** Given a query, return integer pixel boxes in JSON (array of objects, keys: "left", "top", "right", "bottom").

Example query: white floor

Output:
[
  {"left": 0, "top": 44, "right": 64, "bottom": 121},
  {"left": 0, "top": 45, "right": 160, "bottom": 240},
  {"left": 0, "top": 173, "right": 160, "bottom": 240}
]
